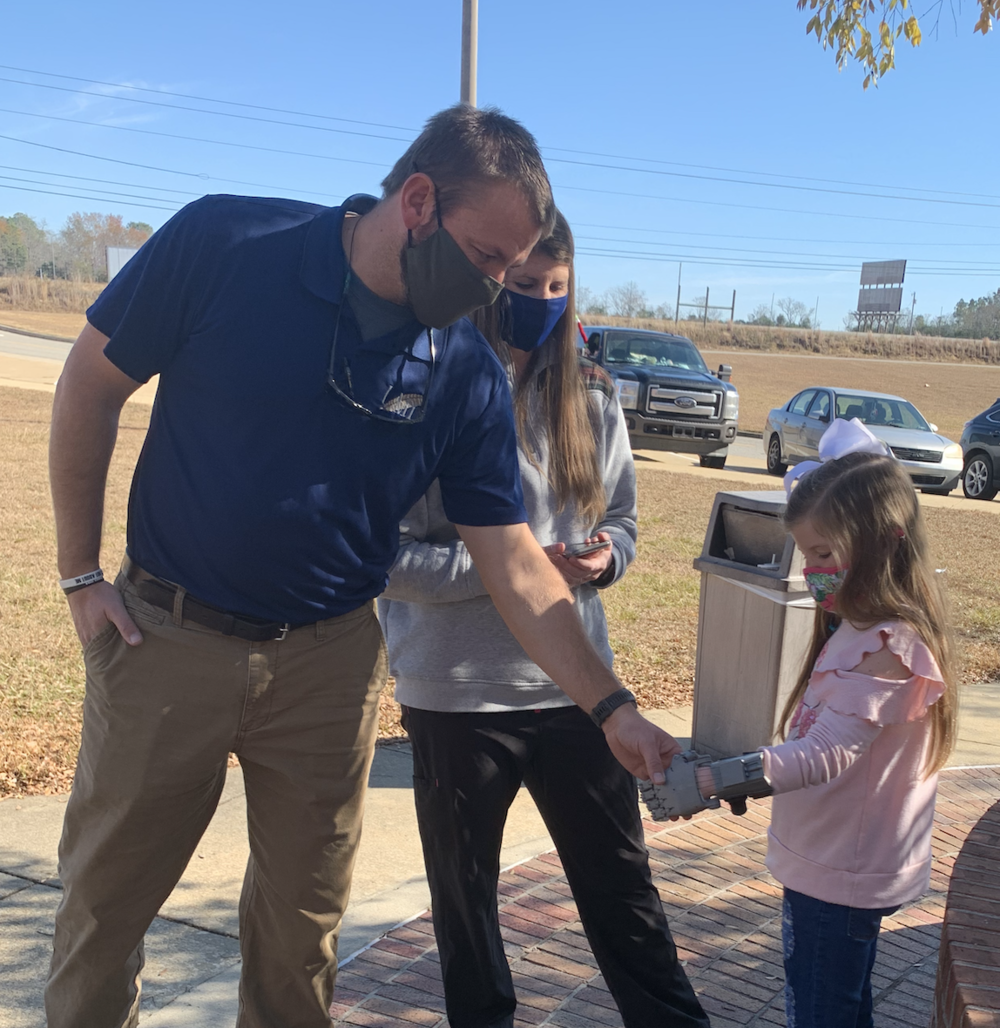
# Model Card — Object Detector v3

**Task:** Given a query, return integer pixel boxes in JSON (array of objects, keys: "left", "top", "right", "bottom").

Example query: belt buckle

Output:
[{"left": 276, "top": 623, "right": 291, "bottom": 642}]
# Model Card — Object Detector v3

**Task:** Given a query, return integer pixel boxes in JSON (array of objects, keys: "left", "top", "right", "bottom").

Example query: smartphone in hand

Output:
[{"left": 561, "top": 540, "right": 613, "bottom": 558}]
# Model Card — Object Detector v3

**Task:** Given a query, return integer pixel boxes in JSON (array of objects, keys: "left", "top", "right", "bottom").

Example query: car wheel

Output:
[
  {"left": 766, "top": 434, "right": 787, "bottom": 476},
  {"left": 699, "top": 454, "right": 727, "bottom": 470},
  {"left": 963, "top": 454, "right": 998, "bottom": 501}
]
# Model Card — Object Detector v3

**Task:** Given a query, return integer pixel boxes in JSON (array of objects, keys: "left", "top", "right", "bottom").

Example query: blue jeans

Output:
[{"left": 782, "top": 888, "right": 899, "bottom": 1028}]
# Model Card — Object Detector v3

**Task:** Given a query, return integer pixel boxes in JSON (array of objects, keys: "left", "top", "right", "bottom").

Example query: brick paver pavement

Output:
[{"left": 332, "top": 766, "right": 1000, "bottom": 1028}]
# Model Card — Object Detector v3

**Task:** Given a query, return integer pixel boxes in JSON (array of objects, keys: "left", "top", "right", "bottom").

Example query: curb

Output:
[
  {"left": 0, "top": 324, "right": 75, "bottom": 344},
  {"left": 737, "top": 430, "right": 763, "bottom": 439}
]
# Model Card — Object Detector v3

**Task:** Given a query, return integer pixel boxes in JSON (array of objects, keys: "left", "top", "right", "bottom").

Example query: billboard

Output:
[
  {"left": 106, "top": 246, "right": 140, "bottom": 281},
  {"left": 857, "top": 286, "right": 903, "bottom": 314},
  {"left": 857, "top": 260, "right": 906, "bottom": 315}
]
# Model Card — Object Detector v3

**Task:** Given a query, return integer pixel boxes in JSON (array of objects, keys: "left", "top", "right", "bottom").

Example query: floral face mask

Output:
[{"left": 803, "top": 565, "right": 849, "bottom": 612}]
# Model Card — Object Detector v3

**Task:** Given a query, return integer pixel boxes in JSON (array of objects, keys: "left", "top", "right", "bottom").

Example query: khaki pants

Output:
[{"left": 45, "top": 568, "right": 387, "bottom": 1028}]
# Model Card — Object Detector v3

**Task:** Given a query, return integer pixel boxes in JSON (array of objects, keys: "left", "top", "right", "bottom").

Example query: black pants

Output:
[{"left": 405, "top": 704, "right": 709, "bottom": 1028}]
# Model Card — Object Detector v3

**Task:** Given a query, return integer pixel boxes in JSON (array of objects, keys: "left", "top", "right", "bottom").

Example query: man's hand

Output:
[
  {"left": 601, "top": 704, "right": 681, "bottom": 784},
  {"left": 67, "top": 581, "right": 142, "bottom": 648},
  {"left": 543, "top": 531, "right": 613, "bottom": 587}
]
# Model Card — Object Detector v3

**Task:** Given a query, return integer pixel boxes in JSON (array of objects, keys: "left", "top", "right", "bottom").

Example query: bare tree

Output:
[
  {"left": 777, "top": 297, "right": 812, "bottom": 328},
  {"left": 576, "top": 285, "right": 607, "bottom": 315},
  {"left": 606, "top": 281, "right": 649, "bottom": 318},
  {"left": 747, "top": 303, "right": 774, "bottom": 326}
]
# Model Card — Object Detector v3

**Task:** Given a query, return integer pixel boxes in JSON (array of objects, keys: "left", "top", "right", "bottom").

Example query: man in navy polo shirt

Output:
[{"left": 47, "top": 105, "right": 681, "bottom": 1028}]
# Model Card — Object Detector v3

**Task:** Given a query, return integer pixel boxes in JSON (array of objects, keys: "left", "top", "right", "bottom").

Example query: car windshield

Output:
[
  {"left": 602, "top": 331, "right": 708, "bottom": 372},
  {"left": 834, "top": 393, "right": 930, "bottom": 431}
]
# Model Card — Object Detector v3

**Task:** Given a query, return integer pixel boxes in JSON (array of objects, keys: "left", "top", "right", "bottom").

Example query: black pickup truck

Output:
[{"left": 581, "top": 326, "right": 739, "bottom": 468}]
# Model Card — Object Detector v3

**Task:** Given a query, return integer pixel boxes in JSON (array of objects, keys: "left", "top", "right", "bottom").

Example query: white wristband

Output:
[{"left": 59, "top": 569, "right": 104, "bottom": 593}]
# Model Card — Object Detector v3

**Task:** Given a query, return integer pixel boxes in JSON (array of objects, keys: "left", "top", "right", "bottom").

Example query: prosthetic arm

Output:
[{"left": 639, "top": 749, "right": 773, "bottom": 819}]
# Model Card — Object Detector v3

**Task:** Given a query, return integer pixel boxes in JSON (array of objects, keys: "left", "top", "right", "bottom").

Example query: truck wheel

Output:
[
  {"left": 699, "top": 453, "right": 727, "bottom": 470},
  {"left": 766, "top": 435, "right": 787, "bottom": 476}
]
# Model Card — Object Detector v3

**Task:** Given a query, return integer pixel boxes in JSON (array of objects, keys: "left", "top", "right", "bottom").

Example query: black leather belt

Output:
[{"left": 125, "top": 561, "right": 304, "bottom": 642}]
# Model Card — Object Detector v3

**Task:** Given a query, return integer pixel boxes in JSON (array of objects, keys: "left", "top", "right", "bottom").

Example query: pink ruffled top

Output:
[{"left": 763, "top": 619, "right": 946, "bottom": 909}]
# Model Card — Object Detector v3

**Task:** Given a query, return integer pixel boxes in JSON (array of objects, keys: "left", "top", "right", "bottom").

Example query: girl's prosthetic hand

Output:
[{"left": 640, "top": 750, "right": 773, "bottom": 819}]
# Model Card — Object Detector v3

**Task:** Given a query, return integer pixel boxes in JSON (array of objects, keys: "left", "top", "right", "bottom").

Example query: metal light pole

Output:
[{"left": 461, "top": 0, "right": 478, "bottom": 106}]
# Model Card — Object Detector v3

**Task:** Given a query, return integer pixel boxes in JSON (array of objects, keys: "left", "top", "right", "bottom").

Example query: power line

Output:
[
  {"left": 0, "top": 131, "right": 212, "bottom": 180},
  {"left": 0, "top": 75, "right": 413, "bottom": 144},
  {"left": 0, "top": 150, "right": 338, "bottom": 202},
  {"left": 4, "top": 105, "right": 999, "bottom": 235},
  {"left": 0, "top": 166, "right": 204, "bottom": 198},
  {"left": 575, "top": 233, "right": 1000, "bottom": 268},
  {"left": 545, "top": 146, "right": 1000, "bottom": 204},
  {"left": 6, "top": 71, "right": 999, "bottom": 210},
  {"left": 0, "top": 63, "right": 417, "bottom": 133},
  {"left": 0, "top": 182, "right": 180, "bottom": 211},
  {"left": 0, "top": 106, "right": 392, "bottom": 170},
  {"left": 573, "top": 222, "right": 1000, "bottom": 249},
  {"left": 575, "top": 246, "right": 1000, "bottom": 277},
  {"left": 558, "top": 183, "right": 1000, "bottom": 233},
  {"left": 6, "top": 63, "right": 999, "bottom": 206},
  {"left": 547, "top": 153, "right": 1000, "bottom": 211}
]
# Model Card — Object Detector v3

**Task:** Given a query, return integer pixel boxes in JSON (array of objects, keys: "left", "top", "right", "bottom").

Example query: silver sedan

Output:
[{"left": 763, "top": 387, "right": 963, "bottom": 494}]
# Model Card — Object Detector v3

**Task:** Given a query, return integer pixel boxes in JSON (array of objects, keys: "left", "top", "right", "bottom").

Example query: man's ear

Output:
[{"left": 398, "top": 173, "right": 437, "bottom": 233}]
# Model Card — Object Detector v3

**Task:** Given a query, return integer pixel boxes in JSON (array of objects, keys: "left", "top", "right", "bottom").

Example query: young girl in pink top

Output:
[
  {"left": 696, "top": 439, "right": 957, "bottom": 1028},
  {"left": 765, "top": 445, "right": 957, "bottom": 1027}
]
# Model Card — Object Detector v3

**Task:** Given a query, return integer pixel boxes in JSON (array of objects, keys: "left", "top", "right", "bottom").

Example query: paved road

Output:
[
  {"left": 633, "top": 437, "right": 999, "bottom": 515},
  {"left": 0, "top": 327, "right": 73, "bottom": 361}
]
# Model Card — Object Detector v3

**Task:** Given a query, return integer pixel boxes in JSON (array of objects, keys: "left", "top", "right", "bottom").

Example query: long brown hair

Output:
[
  {"left": 778, "top": 452, "right": 957, "bottom": 774},
  {"left": 472, "top": 211, "right": 606, "bottom": 526}
]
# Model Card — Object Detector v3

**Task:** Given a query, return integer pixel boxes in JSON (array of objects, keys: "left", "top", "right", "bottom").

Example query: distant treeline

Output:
[{"left": 0, "top": 212, "right": 152, "bottom": 283}]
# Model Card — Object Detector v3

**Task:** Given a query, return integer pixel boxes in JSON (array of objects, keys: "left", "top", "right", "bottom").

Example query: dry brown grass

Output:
[
  {"left": 2, "top": 386, "right": 998, "bottom": 797},
  {"left": 602, "top": 471, "right": 773, "bottom": 708},
  {"left": 0, "top": 277, "right": 102, "bottom": 315},
  {"left": 593, "top": 315, "right": 1000, "bottom": 365},
  {"left": 0, "top": 310, "right": 86, "bottom": 340},
  {"left": 0, "top": 386, "right": 148, "bottom": 795}
]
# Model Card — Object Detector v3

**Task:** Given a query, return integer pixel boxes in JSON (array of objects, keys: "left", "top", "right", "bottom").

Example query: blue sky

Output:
[{"left": 1, "top": 2, "right": 997, "bottom": 326}]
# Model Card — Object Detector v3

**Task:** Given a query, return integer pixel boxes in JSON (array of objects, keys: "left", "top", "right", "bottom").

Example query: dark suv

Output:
[{"left": 960, "top": 398, "right": 1000, "bottom": 500}]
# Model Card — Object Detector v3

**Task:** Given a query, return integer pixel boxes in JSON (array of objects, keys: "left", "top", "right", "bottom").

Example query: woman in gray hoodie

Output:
[{"left": 379, "top": 212, "right": 708, "bottom": 1028}]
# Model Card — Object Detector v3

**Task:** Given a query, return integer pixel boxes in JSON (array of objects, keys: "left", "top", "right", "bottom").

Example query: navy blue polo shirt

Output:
[{"left": 88, "top": 194, "right": 527, "bottom": 622}]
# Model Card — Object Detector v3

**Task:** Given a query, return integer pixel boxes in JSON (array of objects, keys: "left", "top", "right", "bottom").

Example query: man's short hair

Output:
[{"left": 382, "top": 104, "right": 555, "bottom": 234}]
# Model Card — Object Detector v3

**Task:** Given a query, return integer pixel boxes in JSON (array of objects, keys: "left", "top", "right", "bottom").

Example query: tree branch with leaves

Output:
[{"left": 798, "top": 0, "right": 995, "bottom": 88}]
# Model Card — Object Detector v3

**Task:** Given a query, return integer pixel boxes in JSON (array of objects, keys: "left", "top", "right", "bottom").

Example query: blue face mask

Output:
[{"left": 504, "top": 289, "right": 569, "bottom": 352}]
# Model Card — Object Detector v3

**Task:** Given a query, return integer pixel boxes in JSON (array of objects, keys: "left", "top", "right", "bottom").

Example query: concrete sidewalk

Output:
[{"left": 0, "top": 696, "right": 996, "bottom": 1027}]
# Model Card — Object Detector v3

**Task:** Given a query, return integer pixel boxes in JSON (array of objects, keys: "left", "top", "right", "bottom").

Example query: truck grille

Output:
[
  {"left": 890, "top": 446, "right": 942, "bottom": 464},
  {"left": 646, "top": 386, "right": 721, "bottom": 420}
]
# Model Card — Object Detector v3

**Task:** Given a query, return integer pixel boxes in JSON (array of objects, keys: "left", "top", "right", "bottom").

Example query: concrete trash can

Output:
[{"left": 690, "top": 490, "right": 816, "bottom": 758}]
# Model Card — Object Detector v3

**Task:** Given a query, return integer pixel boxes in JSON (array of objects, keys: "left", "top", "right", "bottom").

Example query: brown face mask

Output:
[{"left": 403, "top": 196, "right": 503, "bottom": 329}]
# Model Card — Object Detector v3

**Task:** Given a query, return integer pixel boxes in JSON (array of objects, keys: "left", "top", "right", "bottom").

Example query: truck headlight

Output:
[
  {"left": 616, "top": 380, "right": 639, "bottom": 410},
  {"left": 943, "top": 443, "right": 963, "bottom": 462},
  {"left": 722, "top": 391, "right": 740, "bottom": 421}
]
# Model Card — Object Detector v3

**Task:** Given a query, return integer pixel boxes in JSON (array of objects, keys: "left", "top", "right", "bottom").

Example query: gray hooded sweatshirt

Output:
[{"left": 379, "top": 356, "right": 637, "bottom": 712}]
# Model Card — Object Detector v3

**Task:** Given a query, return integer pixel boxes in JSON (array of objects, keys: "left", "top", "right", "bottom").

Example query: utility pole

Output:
[
  {"left": 814, "top": 295, "right": 820, "bottom": 330},
  {"left": 909, "top": 292, "right": 916, "bottom": 334},
  {"left": 730, "top": 289, "right": 736, "bottom": 324},
  {"left": 675, "top": 262, "right": 682, "bottom": 327},
  {"left": 770, "top": 293, "right": 775, "bottom": 322},
  {"left": 703, "top": 287, "right": 710, "bottom": 327},
  {"left": 461, "top": 0, "right": 478, "bottom": 106}
]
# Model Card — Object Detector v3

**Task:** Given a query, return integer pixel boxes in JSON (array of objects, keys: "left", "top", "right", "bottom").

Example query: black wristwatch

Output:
[{"left": 590, "top": 688, "right": 637, "bottom": 727}]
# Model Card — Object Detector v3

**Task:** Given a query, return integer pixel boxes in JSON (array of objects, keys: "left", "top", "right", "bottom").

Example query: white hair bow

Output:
[{"left": 783, "top": 417, "right": 890, "bottom": 496}]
